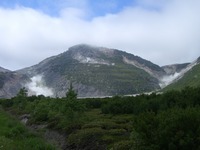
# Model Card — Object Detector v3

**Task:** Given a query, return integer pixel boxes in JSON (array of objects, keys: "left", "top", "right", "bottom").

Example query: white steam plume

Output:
[
  {"left": 159, "top": 59, "right": 199, "bottom": 88},
  {"left": 159, "top": 72, "right": 180, "bottom": 88},
  {"left": 26, "top": 75, "right": 53, "bottom": 97}
]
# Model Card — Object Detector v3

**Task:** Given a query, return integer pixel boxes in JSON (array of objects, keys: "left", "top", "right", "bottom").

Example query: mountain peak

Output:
[
  {"left": 67, "top": 44, "right": 114, "bottom": 66},
  {"left": 68, "top": 44, "right": 112, "bottom": 54},
  {"left": 68, "top": 44, "right": 97, "bottom": 52}
]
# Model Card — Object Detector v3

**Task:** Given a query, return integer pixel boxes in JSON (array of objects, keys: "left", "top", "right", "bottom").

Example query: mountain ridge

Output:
[
  {"left": 16, "top": 44, "right": 165, "bottom": 97},
  {"left": 0, "top": 44, "right": 200, "bottom": 98},
  {"left": 0, "top": 66, "right": 10, "bottom": 73}
]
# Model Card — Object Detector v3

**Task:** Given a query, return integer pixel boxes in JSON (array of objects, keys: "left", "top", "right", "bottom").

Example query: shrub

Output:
[
  {"left": 112, "top": 140, "right": 133, "bottom": 150},
  {"left": 67, "top": 128, "right": 106, "bottom": 149}
]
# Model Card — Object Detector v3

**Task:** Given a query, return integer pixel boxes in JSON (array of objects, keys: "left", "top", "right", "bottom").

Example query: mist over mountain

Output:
[{"left": 0, "top": 44, "right": 199, "bottom": 98}]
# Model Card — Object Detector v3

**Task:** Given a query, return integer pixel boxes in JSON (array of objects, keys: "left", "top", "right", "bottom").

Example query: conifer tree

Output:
[{"left": 66, "top": 83, "right": 77, "bottom": 100}]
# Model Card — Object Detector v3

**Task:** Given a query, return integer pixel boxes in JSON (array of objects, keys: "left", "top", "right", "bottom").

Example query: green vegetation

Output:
[
  {"left": 51, "top": 56, "right": 159, "bottom": 95},
  {"left": 0, "top": 86, "right": 200, "bottom": 149},
  {"left": 164, "top": 64, "right": 200, "bottom": 91},
  {"left": 0, "top": 108, "right": 55, "bottom": 149},
  {"left": 45, "top": 45, "right": 160, "bottom": 96}
]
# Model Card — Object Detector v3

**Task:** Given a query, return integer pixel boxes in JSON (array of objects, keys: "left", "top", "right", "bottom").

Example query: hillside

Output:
[
  {"left": 0, "top": 66, "right": 10, "bottom": 73},
  {"left": 18, "top": 44, "right": 166, "bottom": 97},
  {"left": 0, "top": 72, "right": 30, "bottom": 98},
  {"left": 162, "top": 63, "right": 190, "bottom": 75},
  {"left": 163, "top": 58, "right": 200, "bottom": 91}
]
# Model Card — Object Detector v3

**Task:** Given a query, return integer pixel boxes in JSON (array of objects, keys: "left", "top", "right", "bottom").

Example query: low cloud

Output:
[
  {"left": 26, "top": 75, "right": 53, "bottom": 97},
  {"left": 0, "top": 0, "right": 200, "bottom": 70}
]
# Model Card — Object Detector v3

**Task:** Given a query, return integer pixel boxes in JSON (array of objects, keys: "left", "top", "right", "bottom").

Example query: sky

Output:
[{"left": 0, "top": 0, "right": 200, "bottom": 70}]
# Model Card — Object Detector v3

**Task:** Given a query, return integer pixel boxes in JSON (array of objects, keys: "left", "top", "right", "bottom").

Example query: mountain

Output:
[
  {"left": 1, "top": 44, "right": 199, "bottom": 98},
  {"left": 162, "top": 63, "right": 190, "bottom": 75},
  {"left": 0, "top": 71, "right": 30, "bottom": 98},
  {"left": 0, "top": 66, "right": 10, "bottom": 73},
  {"left": 18, "top": 44, "right": 166, "bottom": 97},
  {"left": 163, "top": 57, "right": 200, "bottom": 91}
]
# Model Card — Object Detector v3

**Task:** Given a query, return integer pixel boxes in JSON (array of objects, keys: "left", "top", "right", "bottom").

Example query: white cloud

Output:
[{"left": 0, "top": 0, "right": 200, "bottom": 70}]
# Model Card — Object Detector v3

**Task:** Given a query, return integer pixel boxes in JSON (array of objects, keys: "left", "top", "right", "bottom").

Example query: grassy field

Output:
[{"left": 0, "top": 108, "right": 55, "bottom": 150}]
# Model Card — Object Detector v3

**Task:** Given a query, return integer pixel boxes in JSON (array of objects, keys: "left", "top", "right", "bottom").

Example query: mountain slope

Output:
[
  {"left": 163, "top": 57, "right": 200, "bottom": 91},
  {"left": 0, "top": 72, "right": 30, "bottom": 98},
  {"left": 0, "top": 66, "right": 10, "bottom": 73},
  {"left": 162, "top": 63, "right": 190, "bottom": 75},
  {"left": 18, "top": 44, "right": 166, "bottom": 97}
]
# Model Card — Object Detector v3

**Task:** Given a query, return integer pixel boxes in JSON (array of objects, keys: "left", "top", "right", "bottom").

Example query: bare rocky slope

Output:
[{"left": 0, "top": 72, "right": 30, "bottom": 98}]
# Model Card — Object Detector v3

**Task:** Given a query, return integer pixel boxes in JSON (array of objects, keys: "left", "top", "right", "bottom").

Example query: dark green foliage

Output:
[
  {"left": 132, "top": 107, "right": 200, "bottom": 150},
  {"left": 112, "top": 140, "right": 133, "bottom": 150},
  {"left": 1, "top": 86, "right": 200, "bottom": 149},
  {"left": 101, "top": 86, "right": 200, "bottom": 115},
  {"left": 83, "top": 98, "right": 105, "bottom": 109},
  {"left": 17, "top": 87, "right": 28, "bottom": 98},
  {"left": 11, "top": 87, "right": 29, "bottom": 111},
  {"left": 0, "top": 99, "right": 14, "bottom": 108},
  {"left": 66, "top": 83, "right": 77, "bottom": 100},
  {"left": 157, "top": 108, "right": 200, "bottom": 150},
  {"left": 67, "top": 128, "right": 106, "bottom": 149}
]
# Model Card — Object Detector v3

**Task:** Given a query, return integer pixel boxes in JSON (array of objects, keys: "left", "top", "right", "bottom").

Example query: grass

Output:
[{"left": 0, "top": 108, "right": 56, "bottom": 150}]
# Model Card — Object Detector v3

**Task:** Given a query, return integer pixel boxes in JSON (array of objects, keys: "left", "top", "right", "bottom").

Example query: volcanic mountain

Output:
[
  {"left": 17, "top": 44, "right": 166, "bottom": 97},
  {"left": 1, "top": 44, "right": 199, "bottom": 98},
  {"left": 163, "top": 57, "right": 200, "bottom": 91}
]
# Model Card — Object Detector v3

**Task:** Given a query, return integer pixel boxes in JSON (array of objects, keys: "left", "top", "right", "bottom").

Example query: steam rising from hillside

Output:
[
  {"left": 160, "top": 60, "right": 199, "bottom": 88},
  {"left": 26, "top": 75, "right": 53, "bottom": 96},
  {"left": 159, "top": 73, "right": 180, "bottom": 88}
]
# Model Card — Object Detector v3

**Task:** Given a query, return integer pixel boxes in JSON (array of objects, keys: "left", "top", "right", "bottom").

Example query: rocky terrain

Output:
[{"left": 0, "top": 72, "right": 30, "bottom": 98}]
